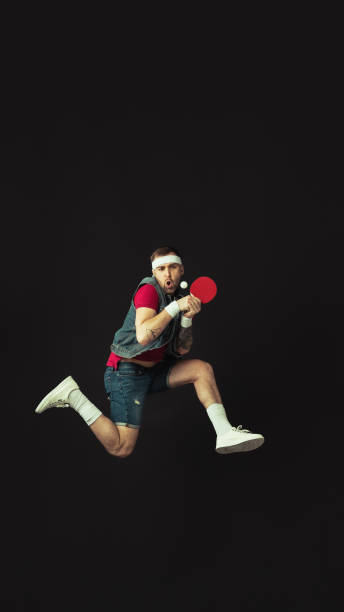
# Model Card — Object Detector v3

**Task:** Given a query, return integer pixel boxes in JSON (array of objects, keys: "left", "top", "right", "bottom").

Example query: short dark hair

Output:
[{"left": 150, "top": 245, "right": 182, "bottom": 263}]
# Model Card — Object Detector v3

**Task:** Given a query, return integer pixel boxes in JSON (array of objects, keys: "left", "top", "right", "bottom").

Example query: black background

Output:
[{"left": 2, "top": 88, "right": 344, "bottom": 611}]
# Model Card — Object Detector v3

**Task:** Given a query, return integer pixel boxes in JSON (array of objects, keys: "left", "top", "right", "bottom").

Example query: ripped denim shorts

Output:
[{"left": 104, "top": 358, "right": 177, "bottom": 428}]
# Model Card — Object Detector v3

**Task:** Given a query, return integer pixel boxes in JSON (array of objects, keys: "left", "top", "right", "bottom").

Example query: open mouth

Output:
[{"left": 165, "top": 280, "right": 173, "bottom": 289}]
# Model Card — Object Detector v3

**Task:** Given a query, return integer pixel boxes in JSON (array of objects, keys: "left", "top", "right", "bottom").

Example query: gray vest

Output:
[{"left": 110, "top": 276, "right": 183, "bottom": 359}]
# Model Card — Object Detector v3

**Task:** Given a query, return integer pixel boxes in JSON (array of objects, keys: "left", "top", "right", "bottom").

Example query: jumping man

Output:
[{"left": 35, "top": 246, "right": 264, "bottom": 458}]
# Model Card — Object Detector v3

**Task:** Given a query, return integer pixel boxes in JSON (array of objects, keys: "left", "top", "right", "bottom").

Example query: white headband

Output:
[{"left": 152, "top": 255, "right": 183, "bottom": 270}]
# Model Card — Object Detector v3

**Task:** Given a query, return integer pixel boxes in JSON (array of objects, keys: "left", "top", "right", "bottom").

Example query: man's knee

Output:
[
  {"left": 196, "top": 360, "right": 214, "bottom": 379},
  {"left": 107, "top": 444, "right": 135, "bottom": 459},
  {"left": 116, "top": 446, "right": 135, "bottom": 459}
]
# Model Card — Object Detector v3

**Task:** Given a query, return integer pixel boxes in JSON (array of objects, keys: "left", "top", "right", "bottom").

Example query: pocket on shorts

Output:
[{"left": 104, "top": 370, "right": 112, "bottom": 398}]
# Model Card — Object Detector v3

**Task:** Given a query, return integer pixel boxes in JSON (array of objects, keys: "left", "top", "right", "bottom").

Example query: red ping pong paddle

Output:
[{"left": 189, "top": 276, "right": 217, "bottom": 304}]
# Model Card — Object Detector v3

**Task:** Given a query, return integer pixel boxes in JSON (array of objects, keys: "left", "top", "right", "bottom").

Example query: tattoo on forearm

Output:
[
  {"left": 176, "top": 327, "right": 193, "bottom": 351},
  {"left": 145, "top": 327, "right": 162, "bottom": 340}
]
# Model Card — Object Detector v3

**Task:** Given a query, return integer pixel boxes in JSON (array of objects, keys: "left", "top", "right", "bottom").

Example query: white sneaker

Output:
[
  {"left": 216, "top": 425, "right": 265, "bottom": 454},
  {"left": 35, "top": 376, "right": 79, "bottom": 414}
]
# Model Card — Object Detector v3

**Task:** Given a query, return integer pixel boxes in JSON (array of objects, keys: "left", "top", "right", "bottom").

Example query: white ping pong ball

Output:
[{"left": 180, "top": 281, "right": 188, "bottom": 289}]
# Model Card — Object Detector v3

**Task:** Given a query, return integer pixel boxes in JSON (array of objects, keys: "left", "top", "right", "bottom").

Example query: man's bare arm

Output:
[
  {"left": 175, "top": 325, "right": 193, "bottom": 355},
  {"left": 136, "top": 294, "right": 201, "bottom": 347},
  {"left": 135, "top": 307, "right": 174, "bottom": 346}
]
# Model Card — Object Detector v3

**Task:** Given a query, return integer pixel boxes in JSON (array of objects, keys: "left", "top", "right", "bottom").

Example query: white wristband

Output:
[
  {"left": 165, "top": 301, "right": 180, "bottom": 318},
  {"left": 181, "top": 315, "right": 192, "bottom": 328}
]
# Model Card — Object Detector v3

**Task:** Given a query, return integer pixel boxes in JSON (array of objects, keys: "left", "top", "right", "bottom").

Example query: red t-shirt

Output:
[{"left": 106, "top": 284, "right": 166, "bottom": 369}]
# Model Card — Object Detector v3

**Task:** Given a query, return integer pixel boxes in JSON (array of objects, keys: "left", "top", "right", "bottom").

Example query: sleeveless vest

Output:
[{"left": 110, "top": 276, "right": 183, "bottom": 359}]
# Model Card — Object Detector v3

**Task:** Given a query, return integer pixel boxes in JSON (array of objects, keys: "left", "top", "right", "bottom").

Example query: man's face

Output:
[{"left": 152, "top": 253, "right": 184, "bottom": 295}]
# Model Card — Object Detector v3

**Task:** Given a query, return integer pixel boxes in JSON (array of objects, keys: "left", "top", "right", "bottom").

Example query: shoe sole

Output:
[
  {"left": 216, "top": 436, "right": 265, "bottom": 454},
  {"left": 35, "top": 376, "right": 79, "bottom": 414}
]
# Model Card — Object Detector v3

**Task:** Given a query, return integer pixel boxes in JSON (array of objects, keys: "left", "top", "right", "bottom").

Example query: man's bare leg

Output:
[
  {"left": 35, "top": 376, "right": 140, "bottom": 458},
  {"left": 168, "top": 359, "right": 264, "bottom": 453},
  {"left": 90, "top": 417, "right": 140, "bottom": 458},
  {"left": 168, "top": 358, "right": 222, "bottom": 408}
]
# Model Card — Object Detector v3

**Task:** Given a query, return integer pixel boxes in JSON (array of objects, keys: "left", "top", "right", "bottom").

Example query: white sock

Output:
[
  {"left": 206, "top": 403, "right": 232, "bottom": 436},
  {"left": 68, "top": 389, "right": 102, "bottom": 426}
]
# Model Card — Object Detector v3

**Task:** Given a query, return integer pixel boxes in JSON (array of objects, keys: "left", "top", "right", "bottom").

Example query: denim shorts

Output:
[{"left": 104, "top": 358, "right": 177, "bottom": 428}]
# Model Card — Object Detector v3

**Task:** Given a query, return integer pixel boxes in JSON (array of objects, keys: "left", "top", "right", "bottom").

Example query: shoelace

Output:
[
  {"left": 232, "top": 425, "right": 251, "bottom": 433},
  {"left": 50, "top": 400, "right": 70, "bottom": 408}
]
